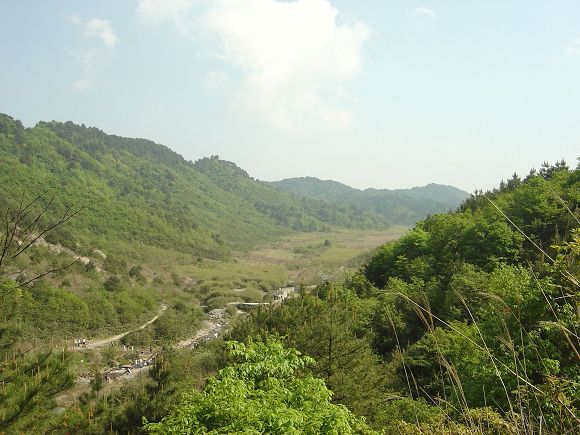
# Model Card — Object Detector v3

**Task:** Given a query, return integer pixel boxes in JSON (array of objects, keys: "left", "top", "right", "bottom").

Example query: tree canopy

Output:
[{"left": 144, "top": 339, "right": 375, "bottom": 435}]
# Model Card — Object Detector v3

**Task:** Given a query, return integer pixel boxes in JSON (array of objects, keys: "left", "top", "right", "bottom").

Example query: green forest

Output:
[
  {"left": 0, "top": 114, "right": 436, "bottom": 261},
  {"left": 0, "top": 113, "right": 467, "bottom": 258},
  {"left": 268, "top": 177, "right": 469, "bottom": 226},
  {"left": 0, "top": 113, "right": 578, "bottom": 434}
]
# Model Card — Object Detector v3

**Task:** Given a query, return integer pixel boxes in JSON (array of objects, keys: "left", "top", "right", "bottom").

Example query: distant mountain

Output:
[
  {"left": 0, "top": 114, "right": 389, "bottom": 259},
  {"left": 267, "top": 177, "right": 470, "bottom": 225}
]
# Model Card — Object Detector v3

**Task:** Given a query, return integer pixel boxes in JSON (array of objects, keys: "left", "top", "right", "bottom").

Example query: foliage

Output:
[
  {"left": 221, "top": 163, "right": 580, "bottom": 433},
  {"left": 144, "top": 339, "right": 376, "bottom": 434},
  {"left": 103, "top": 275, "right": 122, "bottom": 291},
  {"left": 268, "top": 177, "right": 469, "bottom": 226},
  {"left": 1, "top": 113, "right": 398, "bottom": 260},
  {"left": 121, "top": 301, "right": 203, "bottom": 346},
  {"left": 50, "top": 342, "right": 224, "bottom": 434},
  {"left": 0, "top": 280, "right": 75, "bottom": 433},
  {"left": 361, "top": 163, "right": 580, "bottom": 433},
  {"left": 228, "top": 285, "right": 388, "bottom": 424}
]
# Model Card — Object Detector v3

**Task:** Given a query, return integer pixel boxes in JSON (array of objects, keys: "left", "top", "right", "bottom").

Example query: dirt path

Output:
[
  {"left": 63, "top": 308, "right": 226, "bottom": 405},
  {"left": 75, "top": 304, "right": 167, "bottom": 350},
  {"left": 60, "top": 292, "right": 297, "bottom": 407},
  {"left": 177, "top": 308, "right": 227, "bottom": 349},
  {"left": 175, "top": 287, "right": 297, "bottom": 349}
]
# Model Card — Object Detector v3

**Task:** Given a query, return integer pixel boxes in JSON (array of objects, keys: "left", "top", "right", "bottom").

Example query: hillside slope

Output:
[
  {"left": 268, "top": 176, "right": 470, "bottom": 225},
  {"left": 0, "top": 114, "right": 389, "bottom": 258}
]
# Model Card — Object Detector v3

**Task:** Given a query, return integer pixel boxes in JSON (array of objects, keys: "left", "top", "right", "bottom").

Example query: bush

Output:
[
  {"left": 104, "top": 276, "right": 121, "bottom": 292},
  {"left": 103, "top": 256, "right": 127, "bottom": 275},
  {"left": 129, "top": 265, "right": 143, "bottom": 279}
]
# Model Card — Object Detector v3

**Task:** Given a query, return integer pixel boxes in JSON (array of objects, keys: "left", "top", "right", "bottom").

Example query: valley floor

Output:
[{"left": 50, "top": 227, "right": 408, "bottom": 413}]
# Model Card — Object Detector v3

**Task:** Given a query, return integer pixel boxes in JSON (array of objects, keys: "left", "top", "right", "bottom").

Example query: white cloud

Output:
[
  {"left": 199, "top": 0, "right": 370, "bottom": 130},
  {"left": 413, "top": 7, "right": 437, "bottom": 21},
  {"left": 84, "top": 18, "right": 117, "bottom": 48},
  {"left": 137, "top": 0, "right": 194, "bottom": 35},
  {"left": 67, "top": 15, "right": 117, "bottom": 92},
  {"left": 564, "top": 37, "right": 580, "bottom": 57}
]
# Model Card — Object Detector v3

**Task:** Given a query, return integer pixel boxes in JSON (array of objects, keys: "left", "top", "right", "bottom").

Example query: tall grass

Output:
[{"left": 382, "top": 192, "right": 580, "bottom": 433}]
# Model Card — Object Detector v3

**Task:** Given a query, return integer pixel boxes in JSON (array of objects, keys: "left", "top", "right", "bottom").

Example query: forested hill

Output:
[
  {"left": 268, "top": 176, "right": 470, "bottom": 225},
  {"left": 0, "top": 113, "right": 392, "bottom": 258},
  {"left": 220, "top": 161, "right": 580, "bottom": 434}
]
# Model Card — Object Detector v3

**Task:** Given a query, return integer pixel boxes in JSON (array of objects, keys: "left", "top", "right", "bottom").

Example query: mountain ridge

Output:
[
  {"left": 267, "top": 176, "right": 470, "bottom": 225},
  {"left": 0, "top": 113, "right": 468, "bottom": 258},
  {"left": 268, "top": 176, "right": 463, "bottom": 194}
]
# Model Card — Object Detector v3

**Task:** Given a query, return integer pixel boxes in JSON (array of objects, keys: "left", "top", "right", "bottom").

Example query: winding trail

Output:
[
  {"left": 177, "top": 308, "right": 227, "bottom": 349},
  {"left": 72, "top": 286, "right": 298, "bottom": 352},
  {"left": 59, "top": 288, "right": 300, "bottom": 407},
  {"left": 75, "top": 304, "right": 167, "bottom": 350}
]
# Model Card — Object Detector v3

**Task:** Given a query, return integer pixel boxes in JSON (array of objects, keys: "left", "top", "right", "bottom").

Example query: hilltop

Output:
[{"left": 268, "top": 176, "right": 470, "bottom": 225}]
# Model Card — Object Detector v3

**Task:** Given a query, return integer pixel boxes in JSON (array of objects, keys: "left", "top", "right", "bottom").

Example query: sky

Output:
[{"left": 1, "top": 0, "right": 579, "bottom": 193}]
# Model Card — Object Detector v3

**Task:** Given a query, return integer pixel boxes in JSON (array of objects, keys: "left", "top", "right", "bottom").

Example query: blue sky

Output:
[{"left": 1, "top": 0, "right": 579, "bottom": 192}]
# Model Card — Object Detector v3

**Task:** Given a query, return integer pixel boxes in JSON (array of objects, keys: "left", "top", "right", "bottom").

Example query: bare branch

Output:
[
  {"left": 12, "top": 200, "right": 95, "bottom": 259},
  {"left": 14, "top": 188, "right": 55, "bottom": 224},
  {"left": 16, "top": 256, "right": 83, "bottom": 288},
  {"left": 17, "top": 189, "right": 59, "bottom": 245},
  {"left": 0, "top": 188, "right": 56, "bottom": 270}
]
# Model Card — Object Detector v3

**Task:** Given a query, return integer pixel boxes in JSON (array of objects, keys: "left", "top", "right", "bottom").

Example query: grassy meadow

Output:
[{"left": 237, "top": 226, "right": 408, "bottom": 284}]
